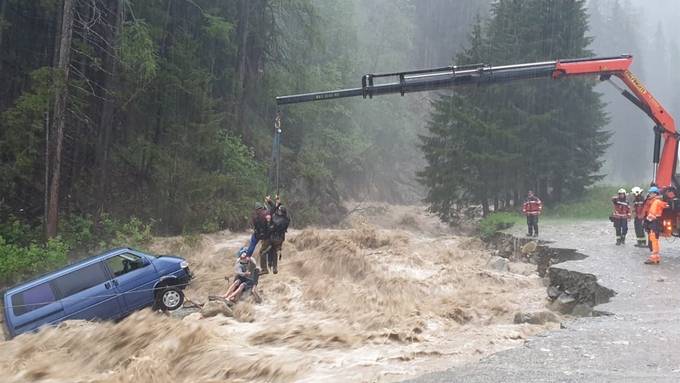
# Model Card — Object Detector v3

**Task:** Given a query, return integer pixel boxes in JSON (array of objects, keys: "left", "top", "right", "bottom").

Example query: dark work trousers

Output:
[
  {"left": 259, "top": 239, "right": 271, "bottom": 271},
  {"left": 526, "top": 215, "right": 539, "bottom": 236},
  {"left": 614, "top": 218, "right": 628, "bottom": 240},
  {"left": 269, "top": 239, "right": 283, "bottom": 270},
  {"left": 634, "top": 218, "right": 646, "bottom": 245}
]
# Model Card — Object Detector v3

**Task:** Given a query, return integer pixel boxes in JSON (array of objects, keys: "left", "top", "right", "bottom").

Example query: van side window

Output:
[
  {"left": 53, "top": 263, "right": 109, "bottom": 299},
  {"left": 106, "top": 253, "right": 144, "bottom": 277},
  {"left": 12, "top": 283, "right": 57, "bottom": 316}
]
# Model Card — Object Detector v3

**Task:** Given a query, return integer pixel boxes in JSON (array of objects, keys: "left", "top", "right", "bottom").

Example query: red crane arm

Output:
[
  {"left": 554, "top": 56, "right": 678, "bottom": 187},
  {"left": 277, "top": 54, "right": 679, "bottom": 188}
]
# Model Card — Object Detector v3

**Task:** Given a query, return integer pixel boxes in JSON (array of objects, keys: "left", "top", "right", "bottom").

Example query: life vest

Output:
[
  {"left": 252, "top": 207, "right": 270, "bottom": 239},
  {"left": 611, "top": 196, "right": 630, "bottom": 219},
  {"left": 633, "top": 195, "right": 646, "bottom": 219},
  {"left": 522, "top": 197, "right": 542, "bottom": 215}
]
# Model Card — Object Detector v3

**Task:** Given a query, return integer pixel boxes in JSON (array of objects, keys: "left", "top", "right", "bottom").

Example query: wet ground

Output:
[{"left": 405, "top": 219, "right": 680, "bottom": 382}]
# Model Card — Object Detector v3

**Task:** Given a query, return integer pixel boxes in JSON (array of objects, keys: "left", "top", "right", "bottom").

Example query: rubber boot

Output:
[
  {"left": 616, "top": 237, "right": 621, "bottom": 245},
  {"left": 621, "top": 236, "right": 626, "bottom": 245},
  {"left": 645, "top": 255, "right": 660, "bottom": 265}
]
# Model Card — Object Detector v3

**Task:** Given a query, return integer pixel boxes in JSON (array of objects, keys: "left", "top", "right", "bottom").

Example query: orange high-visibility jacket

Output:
[{"left": 647, "top": 197, "right": 668, "bottom": 221}]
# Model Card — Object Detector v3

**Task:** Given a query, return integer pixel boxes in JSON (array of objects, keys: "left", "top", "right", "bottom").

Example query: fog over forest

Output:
[{"left": 345, "top": 0, "right": 680, "bottom": 192}]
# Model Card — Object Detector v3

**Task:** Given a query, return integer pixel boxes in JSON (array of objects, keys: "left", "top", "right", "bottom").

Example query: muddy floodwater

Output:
[{"left": 0, "top": 206, "right": 560, "bottom": 382}]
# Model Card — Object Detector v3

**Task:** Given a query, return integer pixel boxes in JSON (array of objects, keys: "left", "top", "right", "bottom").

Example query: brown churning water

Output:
[{"left": 0, "top": 205, "right": 558, "bottom": 382}]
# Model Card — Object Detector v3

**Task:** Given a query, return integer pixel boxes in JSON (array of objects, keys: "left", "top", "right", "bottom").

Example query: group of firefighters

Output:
[
  {"left": 609, "top": 185, "right": 667, "bottom": 265},
  {"left": 521, "top": 185, "right": 669, "bottom": 265}
]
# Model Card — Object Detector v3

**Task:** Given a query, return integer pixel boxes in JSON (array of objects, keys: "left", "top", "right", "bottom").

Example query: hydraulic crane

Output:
[{"left": 276, "top": 54, "right": 680, "bottom": 236}]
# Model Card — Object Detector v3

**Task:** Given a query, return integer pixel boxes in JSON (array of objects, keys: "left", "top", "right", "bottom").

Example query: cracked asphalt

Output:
[{"left": 403, "top": 219, "right": 680, "bottom": 383}]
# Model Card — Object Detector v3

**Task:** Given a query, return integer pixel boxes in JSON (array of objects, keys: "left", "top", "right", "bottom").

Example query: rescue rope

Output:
[{"left": 269, "top": 112, "right": 283, "bottom": 196}]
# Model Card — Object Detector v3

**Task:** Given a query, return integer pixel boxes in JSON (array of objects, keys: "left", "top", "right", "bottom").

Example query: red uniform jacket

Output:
[
  {"left": 632, "top": 195, "right": 646, "bottom": 220},
  {"left": 522, "top": 197, "right": 542, "bottom": 216},
  {"left": 611, "top": 196, "right": 631, "bottom": 219}
]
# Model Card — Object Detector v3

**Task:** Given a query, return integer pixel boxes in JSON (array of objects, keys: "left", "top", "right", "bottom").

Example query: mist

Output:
[
  {"left": 339, "top": 0, "right": 680, "bottom": 193},
  {"left": 589, "top": 0, "right": 680, "bottom": 186}
]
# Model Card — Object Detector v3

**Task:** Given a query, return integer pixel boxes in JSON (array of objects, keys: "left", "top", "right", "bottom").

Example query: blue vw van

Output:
[{"left": 2, "top": 247, "right": 192, "bottom": 339}]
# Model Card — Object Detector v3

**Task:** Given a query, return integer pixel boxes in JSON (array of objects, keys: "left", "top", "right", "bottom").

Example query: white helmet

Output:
[
  {"left": 631, "top": 186, "right": 643, "bottom": 196},
  {"left": 617, "top": 188, "right": 627, "bottom": 195}
]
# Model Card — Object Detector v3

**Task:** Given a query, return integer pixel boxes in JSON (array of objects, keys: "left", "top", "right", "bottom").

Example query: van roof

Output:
[{"left": 2, "top": 247, "right": 140, "bottom": 296}]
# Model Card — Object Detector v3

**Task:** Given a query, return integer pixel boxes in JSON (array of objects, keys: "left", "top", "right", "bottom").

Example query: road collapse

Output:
[{"left": 0, "top": 205, "right": 563, "bottom": 383}]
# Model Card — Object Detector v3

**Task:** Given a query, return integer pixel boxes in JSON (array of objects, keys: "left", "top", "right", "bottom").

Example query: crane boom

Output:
[{"left": 276, "top": 54, "right": 679, "bottom": 189}]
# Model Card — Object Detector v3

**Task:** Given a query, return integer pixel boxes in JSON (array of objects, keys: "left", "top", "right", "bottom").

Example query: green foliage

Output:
[
  {"left": 0, "top": 217, "right": 42, "bottom": 247},
  {"left": 0, "top": 236, "right": 69, "bottom": 286},
  {"left": 121, "top": 20, "right": 158, "bottom": 82},
  {"left": 60, "top": 214, "right": 153, "bottom": 251},
  {"left": 545, "top": 185, "right": 615, "bottom": 219},
  {"left": 0, "top": 67, "right": 54, "bottom": 214},
  {"left": 478, "top": 212, "right": 519, "bottom": 239}
]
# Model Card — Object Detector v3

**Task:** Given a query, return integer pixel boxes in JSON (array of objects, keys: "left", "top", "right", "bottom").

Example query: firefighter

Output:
[
  {"left": 611, "top": 188, "right": 631, "bottom": 245},
  {"left": 644, "top": 186, "right": 668, "bottom": 265},
  {"left": 522, "top": 191, "right": 543, "bottom": 237},
  {"left": 630, "top": 187, "right": 647, "bottom": 247}
]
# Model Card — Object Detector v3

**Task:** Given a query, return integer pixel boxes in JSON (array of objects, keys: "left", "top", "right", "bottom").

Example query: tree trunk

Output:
[
  {"left": 97, "top": 0, "right": 123, "bottom": 215},
  {"left": 0, "top": 0, "right": 7, "bottom": 73},
  {"left": 539, "top": 178, "right": 548, "bottom": 203},
  {"left": 47, "top": 0, "right": 75, "bottom": 238},
  {"left": 44, "top": 111, "right": 50, "bottom": 238},
  {"left": 481, "top": 199, "right": 489, "bottom": 218},
  {"left": 552, "top": 174, "right": 563, "bottom": 203},
  {"left": 234, "top": 0, "right": 250, "bottom": 137}
]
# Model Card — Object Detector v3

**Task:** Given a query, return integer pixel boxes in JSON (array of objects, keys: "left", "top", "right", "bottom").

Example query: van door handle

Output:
[
  {"left": 105, "top": 282, "right": 111, "bottom": 289},
  {"left": 112, "top": 279, "right": 119, "bottom": 287}
]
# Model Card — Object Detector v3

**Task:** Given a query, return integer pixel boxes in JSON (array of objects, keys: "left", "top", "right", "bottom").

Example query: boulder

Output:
[
  {"left": 521, "top": 241, "right": 538, "bottom": 255},
  {"left": 513, "top": 310, "right": 560, "bottom": 325},
  {"left": 571, "top": 303, "right": 593, "bottom": 317},
  {"left": 550, "top": 291, "right": 578, "bottom": 313},
  {"left": 486, "top": 256, "right": 509, "bottom": 272},
  {"left": 169, "top": 306, "right": 201, "bottom": 319},
  {"left": 547, "top": 285, "right": 561, "bottom": 300},
  {"left": 201, "top": 301, "right": 234, "bottom": 318}
]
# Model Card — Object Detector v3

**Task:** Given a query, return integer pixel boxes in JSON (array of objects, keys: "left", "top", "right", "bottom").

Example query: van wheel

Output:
[{"left": 158, "top": 287, "right": 184, "bottom": 311}]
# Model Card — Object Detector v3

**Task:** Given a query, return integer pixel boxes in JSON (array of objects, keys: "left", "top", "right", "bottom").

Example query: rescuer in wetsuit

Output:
[
  {"left": 644, "top": 186, "right": 668, "bottom": 265},
  {"left": 611, "top": 188, "right": 631, "bottom": 245},
  {"left": 522, "top": 191, "right": 543, "bottom": 237},
  {"left": 630, "top": 187, "right": 647, "bottom": 247}
]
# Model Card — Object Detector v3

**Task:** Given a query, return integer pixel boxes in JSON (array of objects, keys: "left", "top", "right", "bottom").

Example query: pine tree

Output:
[{"left": 420, "top": 0, "right": 609, "bottom": 218}]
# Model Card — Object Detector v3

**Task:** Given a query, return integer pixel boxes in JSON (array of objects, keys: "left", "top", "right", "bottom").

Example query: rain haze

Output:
[{"left": 3, "top": 1, "right": 680, "bottom": 382}]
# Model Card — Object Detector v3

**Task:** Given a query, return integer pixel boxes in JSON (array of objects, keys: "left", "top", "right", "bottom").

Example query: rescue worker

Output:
[
  {"left": 611, "top": 188, "right": 631, "bottom": 245},
  {"left": 246, "top": 202, "right": 269, "bottom": 257},
  {"left": 522, "top": 190, "right": 543, "bottom": 237},
  {"left": 644, "top": 186, "right": 668, "bottom": 265},
  {"left": 642, "top": 186, "right": 656, "bottom": 251},
  {"left": 630, "top": 186, "right": 647, "bottom": 247},
  {"left": 265, "top": 194, "right": 281, "bottom": 215},
  {"left": 259, "top": 213, "right": 273, "bottom": 274},
  {"left": 268, "top": 205, "right": 290, "bottom": 274}
]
